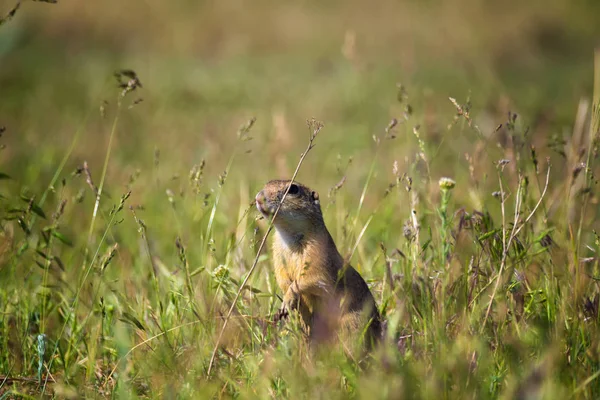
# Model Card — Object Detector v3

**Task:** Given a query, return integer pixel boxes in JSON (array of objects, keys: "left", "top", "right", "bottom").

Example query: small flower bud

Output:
[{"left": 439, "top": 177, "right": 456, "bottom": 190}]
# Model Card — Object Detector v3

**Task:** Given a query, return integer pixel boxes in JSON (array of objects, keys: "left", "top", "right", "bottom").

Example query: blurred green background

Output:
[{"left": 1, "top": 0, "right": 599, "bottom": 188}]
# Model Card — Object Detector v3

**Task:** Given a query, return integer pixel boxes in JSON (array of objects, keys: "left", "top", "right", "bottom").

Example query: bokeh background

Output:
[{"left": 2, "top": 0, "right": 599, "bottom": 190}]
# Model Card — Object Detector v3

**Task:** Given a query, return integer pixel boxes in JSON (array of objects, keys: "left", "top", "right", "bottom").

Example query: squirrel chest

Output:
[{"left": 272, "top": 229, "right": 338, "bottom": 311}]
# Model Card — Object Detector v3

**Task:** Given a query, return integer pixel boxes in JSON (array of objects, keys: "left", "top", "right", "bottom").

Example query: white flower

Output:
[{"left": 439, "top": 177, "right": 456, "bottom": 190}]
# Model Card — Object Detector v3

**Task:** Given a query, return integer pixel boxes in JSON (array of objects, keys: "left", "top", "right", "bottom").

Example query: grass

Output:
[{"left": 2, "top": 1, "right": 600, "bottom": 398}]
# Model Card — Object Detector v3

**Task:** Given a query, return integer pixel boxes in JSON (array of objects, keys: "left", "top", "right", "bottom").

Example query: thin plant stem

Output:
[{"left": 206, "top": 120, "right": 323, "bottom": 376}]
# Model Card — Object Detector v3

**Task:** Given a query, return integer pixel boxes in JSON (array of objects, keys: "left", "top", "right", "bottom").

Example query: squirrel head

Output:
[{"left": 256, "top": 180, "right": 324, "bottom": 236}]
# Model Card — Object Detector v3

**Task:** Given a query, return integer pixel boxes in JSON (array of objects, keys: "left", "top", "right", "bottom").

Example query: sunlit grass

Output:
[
  {"left": 1, "top": 61, "right": 599, "bottom": 397},
  {"left": 2, "top": 1, "right": 600, "bottom": 398}
]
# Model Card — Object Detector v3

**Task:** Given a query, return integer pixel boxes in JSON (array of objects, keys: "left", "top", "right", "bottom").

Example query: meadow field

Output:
[{"left": 1, "top": 0, "right": 600, "bottom": 398}]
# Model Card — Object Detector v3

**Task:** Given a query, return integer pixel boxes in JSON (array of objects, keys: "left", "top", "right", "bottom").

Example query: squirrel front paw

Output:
[
  {"left": 282, "top": 281, "right": 301, "bottom": 311},
  {"left": 273, "top": 304, "right": 290, "bottom": 322},
  {"left": 273, "top": 282, "right": 301, "bottom": 323}
]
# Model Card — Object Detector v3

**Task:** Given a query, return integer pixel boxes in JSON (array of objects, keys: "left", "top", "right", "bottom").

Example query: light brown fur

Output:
[{"left": 256, "top": 180, "right": 381, "bottom": 348}]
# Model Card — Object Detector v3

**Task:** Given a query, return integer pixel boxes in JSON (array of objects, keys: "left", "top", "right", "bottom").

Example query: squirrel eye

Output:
[{"left": 288, "top": 184, "right": 299, "bottom": 195}]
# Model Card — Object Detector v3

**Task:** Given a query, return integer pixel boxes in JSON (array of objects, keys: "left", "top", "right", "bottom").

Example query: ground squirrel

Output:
[{"left": 255, "top": 180, "right": 381, "bottom": 348}]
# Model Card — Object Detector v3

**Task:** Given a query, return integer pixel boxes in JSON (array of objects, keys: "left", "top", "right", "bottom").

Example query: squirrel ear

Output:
[{"left": 312, "top": 191, "right": 320, "bottom": 205}]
